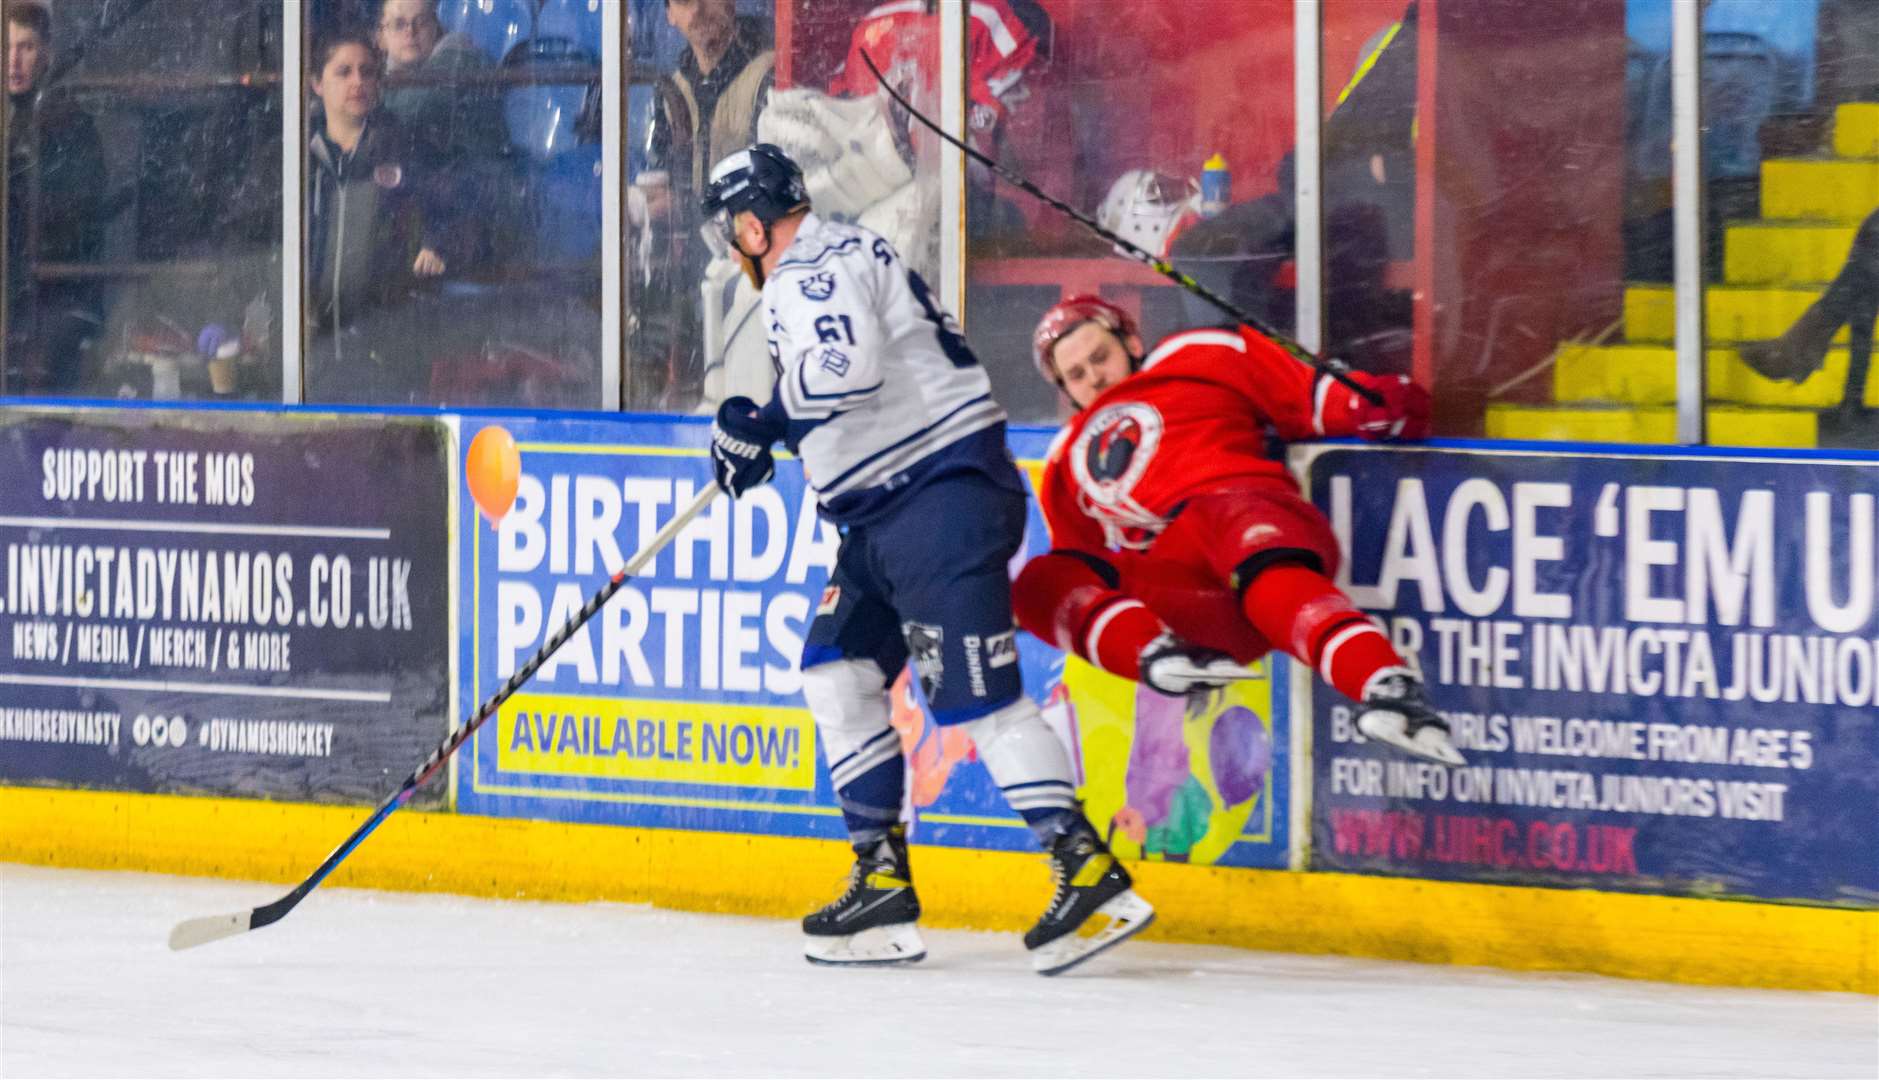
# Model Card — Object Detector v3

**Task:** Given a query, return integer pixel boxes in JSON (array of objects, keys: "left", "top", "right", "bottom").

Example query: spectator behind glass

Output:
[
  {"left": 5, "top": 0, "right": 105, "bottom": 392},
  {"left": 648, "top": 0, "right": 774, "bottom": 211},
  {"left": 305, "top": 31, "right": 459, "bottom": 402},
  {"left": 1158, "top": 1, "right": 1418, "bottom": 374},
  {"left": 689, "top": 0, "right": 1044, "bottom": 415},
  {"left": 376, "top": 0, "right": 507, "bottom": 160},
  {"left": 828, "top": 0, "right": 1048, "bottom": 236},
  {"left": 634, "top": 0, "right": 775, "bottom": 409},
  {"left": 1739, "top": 207, "right": 1879, "bottom": 436}
]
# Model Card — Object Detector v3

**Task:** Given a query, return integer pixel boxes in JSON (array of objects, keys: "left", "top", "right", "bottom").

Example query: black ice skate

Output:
[
  {"left": 1356, "top": 669, "right": 1466, "bottom": 766},
  {"left": 803, "top": 826, "right": 925, "bottom": 966},
  {"left": 1024, "top": 820, "right": 1155, "bottom": 976},
  {"left": 1138, "top": 632, "right": 1260, "bottom": 697}
]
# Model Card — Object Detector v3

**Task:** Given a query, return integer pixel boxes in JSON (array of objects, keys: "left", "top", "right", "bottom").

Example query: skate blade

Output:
[
  {"left": 804, "top": 921, "right": 926, "bottom": 967},
  {"left": 1358, "top": 711, "right": 1467, "bottom": 766},
  {"left": 1030, "top": 890, "right": 1155, "bottom": 977}
]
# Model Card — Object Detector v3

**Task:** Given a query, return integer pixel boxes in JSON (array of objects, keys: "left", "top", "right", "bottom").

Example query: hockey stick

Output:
[
  {"left": 168, "top": 483, "right": 722, "bottom": 951},
  {"left": 860, "top": 51, "right": 1383, "bottom": 406}
]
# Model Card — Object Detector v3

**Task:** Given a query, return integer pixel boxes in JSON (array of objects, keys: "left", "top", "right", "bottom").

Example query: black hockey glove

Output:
[{"left": 710, "top": 396, "right": 779, "bottom": 497}]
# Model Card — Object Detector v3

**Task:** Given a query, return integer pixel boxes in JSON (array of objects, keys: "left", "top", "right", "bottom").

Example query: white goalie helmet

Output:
[{"left": 1096, "top": 169, "right": 1200, "bottom": 259}]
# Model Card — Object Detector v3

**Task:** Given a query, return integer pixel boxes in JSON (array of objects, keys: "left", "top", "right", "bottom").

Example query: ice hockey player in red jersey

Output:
[
  {"left": 1013, "top": 296, "right": 1465, "bottom": 766},
  {"left": 827, "top": 0, "right": 1044, "bottom": 154}
]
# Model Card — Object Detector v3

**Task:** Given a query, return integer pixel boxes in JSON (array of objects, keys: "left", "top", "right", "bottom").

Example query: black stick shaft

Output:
[
  {"left": 860, "top": 51, "right": 1384, "bottom": 407},
  {"left": 183, "top": 484, "right": 721, "bottom": 943}
]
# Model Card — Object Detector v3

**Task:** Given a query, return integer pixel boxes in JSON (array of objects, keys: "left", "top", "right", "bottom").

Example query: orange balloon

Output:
[{"left": 466, "top": 425, "right": 520, "bottom": 525}]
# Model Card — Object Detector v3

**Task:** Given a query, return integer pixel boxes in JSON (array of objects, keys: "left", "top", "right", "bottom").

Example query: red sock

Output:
[
  {"left": 1080, "top": 598, "right": 1168, "bottom": 681},
  {"left": 1014, "top": 552, "right": 1168, "bottom": 681},
  {"left": 1240, "top": 564, "right": 1405, "bottom": 701}
]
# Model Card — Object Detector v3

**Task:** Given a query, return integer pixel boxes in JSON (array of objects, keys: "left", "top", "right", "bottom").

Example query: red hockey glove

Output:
[{"left": 1348, "top": 373, "right": 1431, "bottom": 441}]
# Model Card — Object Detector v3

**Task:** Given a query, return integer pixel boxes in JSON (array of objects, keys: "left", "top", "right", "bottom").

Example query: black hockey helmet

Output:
[{"left": 700, "top": 143, "right": 809, "bottom": 253}]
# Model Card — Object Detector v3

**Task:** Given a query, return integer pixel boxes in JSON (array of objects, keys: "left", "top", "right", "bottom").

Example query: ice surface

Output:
[{"left": 2, "top": 864, "right": 1873, "bottom": 1078}]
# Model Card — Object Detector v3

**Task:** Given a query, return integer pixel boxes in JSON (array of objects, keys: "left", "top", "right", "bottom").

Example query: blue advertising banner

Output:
[
  {"left": 456, "top": 414, "right": 1290, "bottom": 867},
  {"left": 1301, "top": 442, "right": 1879, "bottom": 905},
  {"left": 0, "top": 407, "right": 453, "bottom": 806}
]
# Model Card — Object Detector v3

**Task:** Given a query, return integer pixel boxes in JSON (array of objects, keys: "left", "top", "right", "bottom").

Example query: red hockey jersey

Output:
[
  {"left": 829, "top": 0, "right": 1040, "bottom": 135},
  {"left": 1038, "top": 325, "right": 1377, "bottom": 553}
]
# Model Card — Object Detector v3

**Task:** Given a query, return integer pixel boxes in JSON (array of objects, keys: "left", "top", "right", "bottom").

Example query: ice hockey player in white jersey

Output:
[{"left": 702, "top": 144, "right": 1153, "bottom": 975}]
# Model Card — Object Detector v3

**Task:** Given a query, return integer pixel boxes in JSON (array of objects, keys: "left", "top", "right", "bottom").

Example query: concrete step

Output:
[
  {"left": 1483, "top": 404, "right": 1817, "bottom": 448},
  {"left": 1553, "top": 342, "right": 1869, "bottom": 408},
  {"left": 1723, "top": 220, "right": 1855, "bottom": 286},
  {"left": 1622, "top": 283, "right": 1876, "bottom": 344},
  {"left": 1833, "top": 102, "right": 1879, "bottom": 160},
  {"left": 1761, "top": 157, "right": 1879, "bottom": 223}
]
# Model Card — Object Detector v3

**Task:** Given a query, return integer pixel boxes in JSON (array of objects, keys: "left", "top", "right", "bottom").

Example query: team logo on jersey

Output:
[
  {"left": 960, "top": 628, "right": 1015, "bottom": 698},
  {"left": 1073, "top": 401, "right": 1163, "bottom": 492},
  {"left": 985, "top": 628, "right": 1017, "bottom": 668},
  {"left": 1086, "top": 416, "right": 1145, "bottom": 482},
  {"left": 1068, "top": 401, "right": 1169, "bottom": 550},
  {"left": 816, "top": 346, "right": 851, "bottom": 376},
  {"left": 799, "top": 272, "right": 837, "bottom": 301},
  {"left": 817, "top": 585, "right": 842, "bottom": 616},
  {"left": 903, "top": 621, "right": 944, "bottom": 698}
]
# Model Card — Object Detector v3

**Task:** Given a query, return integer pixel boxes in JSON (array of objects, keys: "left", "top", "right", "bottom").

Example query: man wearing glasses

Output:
[{"left": 376, "top": 0, "right": 505, "bottom": 160}]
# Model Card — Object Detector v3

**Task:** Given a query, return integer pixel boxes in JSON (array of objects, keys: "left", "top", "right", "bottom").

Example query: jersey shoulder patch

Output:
[{"left": 795, "top": 270, "right": 838, "bottom": 302}]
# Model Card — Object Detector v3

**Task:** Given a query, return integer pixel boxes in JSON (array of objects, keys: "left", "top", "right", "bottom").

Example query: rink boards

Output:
[
  {"left": 1, "top": 404, "right": 1874, "bottom": 993},
  {"left": 449, "top": 413, "right": 1293, "bottom": 868}
]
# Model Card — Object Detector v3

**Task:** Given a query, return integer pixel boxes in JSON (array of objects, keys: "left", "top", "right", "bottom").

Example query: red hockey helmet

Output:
[{"left": 1031, "top": 295, "right": 1138, "bottom": 385}]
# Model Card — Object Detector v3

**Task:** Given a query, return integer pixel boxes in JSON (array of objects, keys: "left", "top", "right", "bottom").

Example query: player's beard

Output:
[
  {"left": 735, "top": 247, "right": 765, "bottom": 290},
  {"left": 733, "top": 228, "right": 772, "bottom": 291}
]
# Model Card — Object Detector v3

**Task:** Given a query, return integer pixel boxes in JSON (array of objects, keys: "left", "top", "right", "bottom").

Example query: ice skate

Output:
[
  {"left": 803, "top": 826, "right": 926, "bottom": 966},
  {"left": 1024, "top": 819, "right": 1154, "bottom": 976},
  {"left": 1138, "top": 632, "right": 1261, "bottom": 695},
  {"left": 1356, "top": 670, "right": 1466, "bottom": 766}
]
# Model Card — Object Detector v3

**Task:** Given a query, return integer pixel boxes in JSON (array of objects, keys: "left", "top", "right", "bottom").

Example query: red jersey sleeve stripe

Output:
[
  {"left": 970, "top": 0, "right": 1025, "bottom": 56},
  {"left": 1085, "top": 598, "right": 1148, "bottom": 659},
  {"left": 1312, "top": 374, "right": 1333, "bottom": 436},
  {"left": 1143, "top": 329, "right": 1245, "bottom": 370}
]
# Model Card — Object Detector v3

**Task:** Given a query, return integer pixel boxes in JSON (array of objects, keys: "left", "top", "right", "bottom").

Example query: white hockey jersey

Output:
[{"left": 758, "top": 213, "right": 1016, "bottom": 524}]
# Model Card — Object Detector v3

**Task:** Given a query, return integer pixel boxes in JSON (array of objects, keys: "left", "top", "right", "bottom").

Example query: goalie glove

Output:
[
  {"left": 710, "top": 396, "right": 779, "bottom": 497},
  {"left": 1138, "top": 632, "right": 1258, "bottom": 697}
]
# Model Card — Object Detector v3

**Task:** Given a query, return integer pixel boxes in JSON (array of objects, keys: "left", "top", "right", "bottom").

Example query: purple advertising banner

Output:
[{"left": 0, "top": 408, "right": 452, "bottom": 806}]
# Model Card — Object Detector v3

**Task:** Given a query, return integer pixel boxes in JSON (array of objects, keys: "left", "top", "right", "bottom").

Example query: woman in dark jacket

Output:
[{"left": 305, "top": 31, "right": 458, "bottom": 399}]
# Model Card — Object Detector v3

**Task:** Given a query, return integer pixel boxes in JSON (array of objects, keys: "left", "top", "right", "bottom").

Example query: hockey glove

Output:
[
  {"left": 1348, "top": 373, "right": 1431, "bottom": 441},
  {"left": 1138, "top": 632, "right": 1259, "bottom": 697},
  {"left": 710, "top": 396, "right": 779, "bottom": 497}
]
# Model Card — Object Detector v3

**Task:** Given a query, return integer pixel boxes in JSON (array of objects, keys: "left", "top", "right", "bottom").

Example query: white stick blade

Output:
[{"left": 168, "top": 911, "right": 252, "bottom": 951}]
